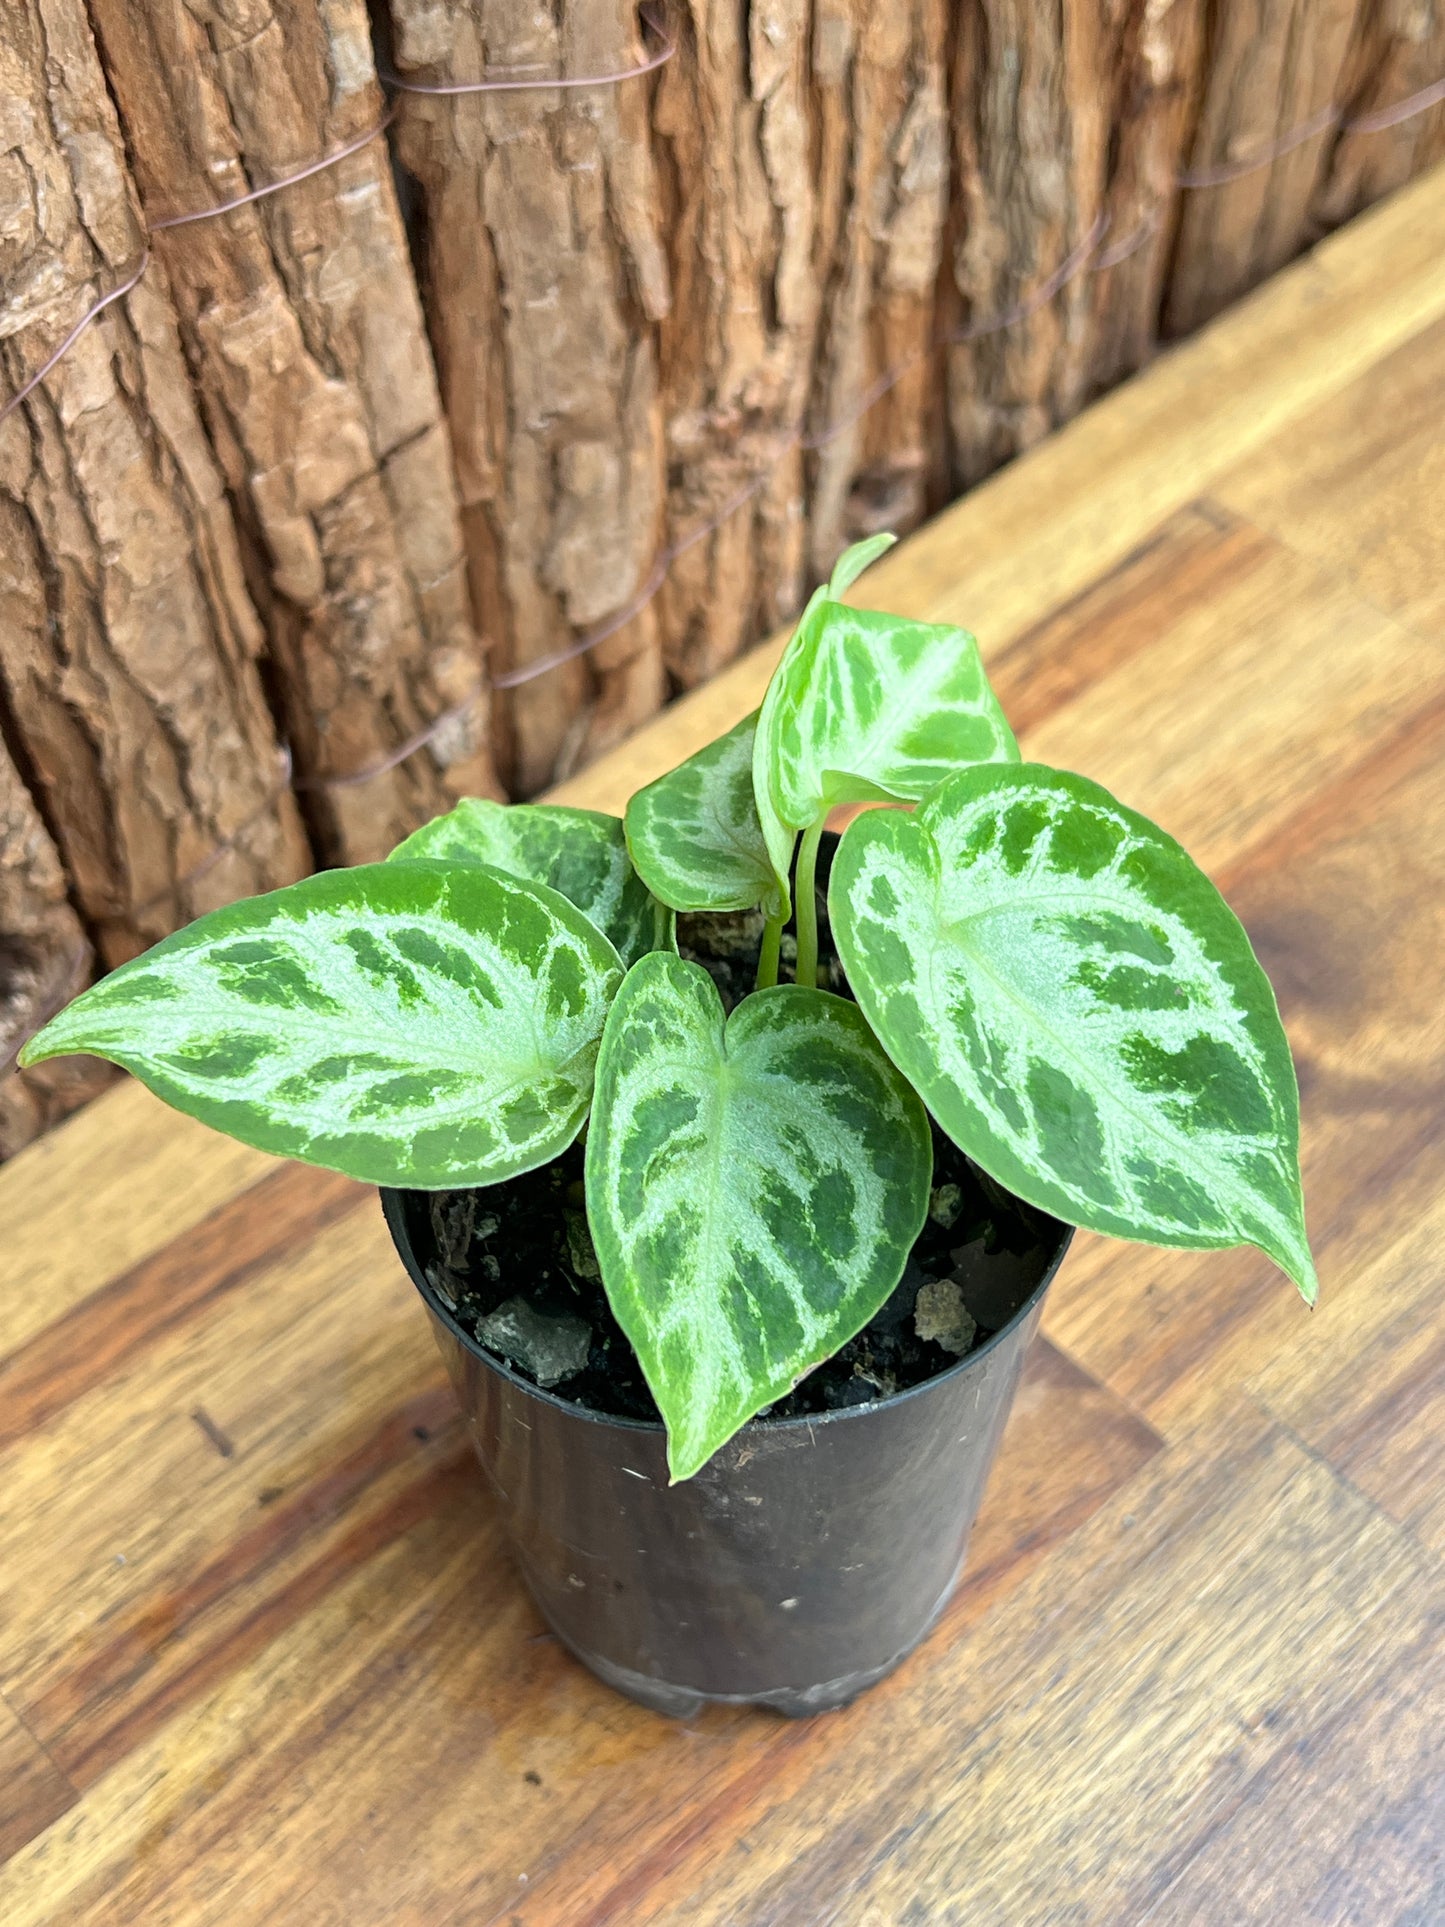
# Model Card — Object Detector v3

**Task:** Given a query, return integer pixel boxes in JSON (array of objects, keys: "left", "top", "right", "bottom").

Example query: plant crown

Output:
[{"left": 23, "top": 537, "right": 1315, "bottom": 1478}]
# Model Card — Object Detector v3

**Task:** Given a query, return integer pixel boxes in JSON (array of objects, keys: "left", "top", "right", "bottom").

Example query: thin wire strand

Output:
[
  {"left": 1346, "top": 72, "right": 1445, "bottom": 135},
  {"left": 148, "top": 108, "right": 397, "bottom": 231},
  {"left": 1177, "top": 104, "right": 1343, "bottom": 188},
  {"left": 1177, "top": 71, "right": 1445, "bottom": 190},
  {"left": 1090, "top": 207, "right": 1163, "bottom": 271},
  {"left": 380, "top": 4, "right": 673, "bottom": 96},
  {"left": 0, "top": 250, "right": 149, "bottom": 430},
  {"left": 314, "top": 692, "right": 488, "bottom": 790}
]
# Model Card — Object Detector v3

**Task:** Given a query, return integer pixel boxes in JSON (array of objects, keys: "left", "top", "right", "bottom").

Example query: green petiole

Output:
[
  {"left": 793, "top": 816, "right": 827, "bottom": 990},
  {"left": 755, "top": 912, "right": 785, "bottom": 991}
]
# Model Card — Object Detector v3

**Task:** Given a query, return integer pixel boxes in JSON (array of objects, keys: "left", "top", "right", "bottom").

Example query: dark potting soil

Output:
[
  {"left": 402, "top": 847, "right": 1064, "bottom": 1424},
  {"left": 411, "top": 1119, "right": 1060, "bottom": 1424}
]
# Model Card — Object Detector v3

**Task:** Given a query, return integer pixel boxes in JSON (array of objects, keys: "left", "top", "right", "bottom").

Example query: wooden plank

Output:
[
  {"left": 0, "top": 1162, "right": 359, "bottom": 1455},
  {"left": 0, "top": 1197, "right": 452, "bottom": 1784},
  {"left": 1214, "top": 310, "right": 1445, "bottom": 639},
  {"left": 0, "top": 1338, "right": 1158, "bottom": 1922},
  {"left": 1016, "top": 510, "right": 1443, "bottom": 875},
  {"left": 1249, "top": 1204, "right": 1445, "bottom": 1559},
  {"left": 0, "top": 1697, "right": 73, "bottom": 1866},
  {"left": 985, "top": 502, "right": 1273, "bottom": 739},
  {"left": 1140, "top": 1621, "right": 1445, "bottom": 1925},
  {"left": 0, "top": 1084, "right": 275, "bottom": 1358}
]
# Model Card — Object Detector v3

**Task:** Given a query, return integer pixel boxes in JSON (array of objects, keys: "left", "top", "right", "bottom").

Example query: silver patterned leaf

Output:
[
  {"left": 389, "top": 797, "right": 669, "bottom": 966},
  {"left": 623, "top": 711, "right": 782, "bottom": 917},
  {"left": 586, "top": 953, "right": 932, "bottom": 1480},
  {"left": 829, "top": 763, "right": 1317, "bottom": 1300},
  {"left": 21, "top": 862, "right": 624, "bottom": 1188},
  {"left": 753, "top": 591, "right": 1019, "bottom": 909}
]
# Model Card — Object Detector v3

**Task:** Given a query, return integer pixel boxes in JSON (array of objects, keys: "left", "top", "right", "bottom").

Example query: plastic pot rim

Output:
[{"left": 380, "top": 1184, "right": 1075, "bottom": 1444}]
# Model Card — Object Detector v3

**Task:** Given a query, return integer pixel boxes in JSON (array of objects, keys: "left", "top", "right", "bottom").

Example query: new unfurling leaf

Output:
[{"left": 753, "top": 587, "right": 1020, "bottom": 911}]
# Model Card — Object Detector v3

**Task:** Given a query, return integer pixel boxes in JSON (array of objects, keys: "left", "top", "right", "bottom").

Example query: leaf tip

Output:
[
  {"left": 664, "top": 1445, "right": 703, "bottom": 1486},
  {"left": 16, "top": 1016, "right": 65, "bottom": 1070},
  {"left": 1270, "top": 1231, "right": 1318, "bottom": 1307}
]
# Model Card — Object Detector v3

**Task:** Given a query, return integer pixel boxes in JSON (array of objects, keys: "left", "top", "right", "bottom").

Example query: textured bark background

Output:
[
  {"left": 1, "top": 0, "right": 1441, "bottom": 1152},
  {"left": 85, "top": 0, "right": 500, "bottom": 864},
  {"left": 388, "top": 0, "right": 671, "bottom": 796},
  {"left": 0, "top": 0, "right": 310, "bottom": 973},
  {"left": 0, "top": 735, "right": 111, "bottom": 1160}
]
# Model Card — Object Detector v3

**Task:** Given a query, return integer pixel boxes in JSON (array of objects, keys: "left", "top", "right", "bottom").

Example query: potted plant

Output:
[{"left": 22, "top": 534, "right": 1314, "bottom": 1718}]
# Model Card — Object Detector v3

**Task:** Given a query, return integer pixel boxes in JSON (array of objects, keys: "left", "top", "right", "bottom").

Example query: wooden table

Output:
[{"left": 3, "top": 167, "right": 1443, "bottom": 1926}]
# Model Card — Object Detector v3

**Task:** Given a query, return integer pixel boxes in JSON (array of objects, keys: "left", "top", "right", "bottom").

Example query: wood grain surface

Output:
[{"left": 1, "top": 166, "right": 1442, "bottom": 1926}]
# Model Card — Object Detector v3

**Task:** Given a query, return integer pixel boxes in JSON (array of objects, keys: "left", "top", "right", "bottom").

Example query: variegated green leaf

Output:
[
  {"left": 830, "top": 764, "right": 1316, "bottom": 1300},
  {"left": 586, "top": 953, "right": 932, "bottom": 1480},
  {"left": 388, "top": 797, "right": 669, "bottom": 966},
  {"left": 623, "top": 711, "right": 782, "bottom": 917},
  {"left": 753, "top": 586, "right": 1020, "bottom": 906},
  {"left": 20, "top": 862, "right": 624, "bottom": 1189}
]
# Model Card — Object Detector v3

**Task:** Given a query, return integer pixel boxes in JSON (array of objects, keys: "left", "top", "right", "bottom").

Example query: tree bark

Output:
[
  {"left": 1083, "top": 0, "right": 1207, "bottom": 395},
  {"left": 0, "top": 0, "right": 310, "bottom": 966},
  {"left": 647, "top": 0, "right": 816, "bottom": 693},
  {"left": 804, "top": 0, "right": 952, "bottom": 573},
  {"left": 84, "top": 0, "right": 500, "bottom": 864},
  {"left": 387, "top": 0, "right": 671, "bottom": 796},
  {"left": 654, "top": 0, "right": 955, "bottom": 688},
  {"left": 1311, "top": 0, "right": 1445, "bottom": 229},
  {"left": 945, "top": 0, "right": 1134, "bottom": 489},
  {"left": 1164, "top": 0, "right": 1365, "bottom": 337},
  {"left": 0, "top": 733, "right": 111, "bottom": 1160}
]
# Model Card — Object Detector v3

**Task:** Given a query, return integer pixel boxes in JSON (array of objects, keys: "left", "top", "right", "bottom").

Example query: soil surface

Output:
[{"left": 399, "top": 837, "right": 1066, "bottom": 1422}]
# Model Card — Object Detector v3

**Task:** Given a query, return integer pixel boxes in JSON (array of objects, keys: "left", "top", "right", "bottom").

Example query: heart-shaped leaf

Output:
[
  {"left": 830, "top": 764, "right": 1316, "bottom": 1300},
  {"left": 624, "top": 712, "right": 782, "bottom": 916},
  {"left": 753, "top": 594, "right": 1020, "bottom": 906},
  {"left": 586, "top": 953, "right": 932, "bottom": 1479},
  {"left": 21, "top": 862, "right": 624, "bottom": 1188},
  {"left": 389, "top": 798, "right": 669, "bottom": 966}
]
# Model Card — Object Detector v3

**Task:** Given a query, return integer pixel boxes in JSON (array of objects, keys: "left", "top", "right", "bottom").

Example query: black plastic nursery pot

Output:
[{"left": 381, "top": 1184, "right": 1072, "bottom": 1719}]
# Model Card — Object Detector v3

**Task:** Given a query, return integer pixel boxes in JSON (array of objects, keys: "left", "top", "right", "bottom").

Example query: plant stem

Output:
[
  {"left": 794, "top": 817, "right": 826, "bottom": 990},
  {"left": 755, "top": 912, "right": 784, "bottom": 991}
]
